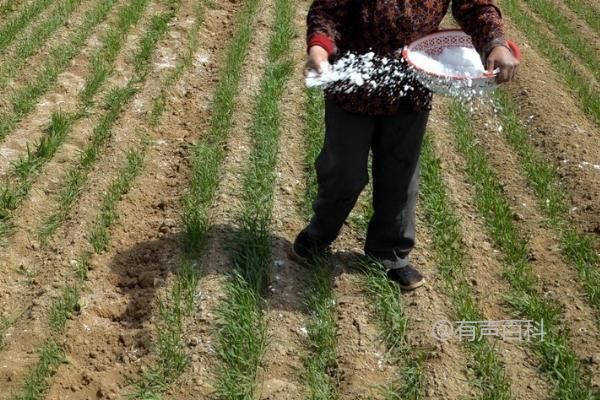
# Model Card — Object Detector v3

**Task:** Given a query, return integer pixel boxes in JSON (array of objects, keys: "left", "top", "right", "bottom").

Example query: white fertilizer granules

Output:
[
  {"left": 305, "top": 52, "right": 386, "bottom": 88},
  {"left": 409, "top": 46, "right": 486, "bottom": 77},
  {"left": 305, "top": 52, "right": 414, "bottom": 96},
  {"left": 305, "top": 48, "right": 494, "bottom": 99}
]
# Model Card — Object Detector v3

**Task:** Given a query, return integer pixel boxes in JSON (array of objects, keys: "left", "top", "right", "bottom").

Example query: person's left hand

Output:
[{"left": 486, "top": 45, "right": 519, "bottom": 83}]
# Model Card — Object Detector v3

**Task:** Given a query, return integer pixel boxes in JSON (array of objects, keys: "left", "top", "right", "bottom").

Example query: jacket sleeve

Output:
[
  {"left": 306, "top": 0, "right": 352, "bottom": 57},
  {"left": 452, "top": 0, "right": 507, "bottom": 60}
]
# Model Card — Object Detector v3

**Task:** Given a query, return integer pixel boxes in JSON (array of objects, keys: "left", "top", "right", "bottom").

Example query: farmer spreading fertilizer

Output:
[{"left": 293, "top": 0, "right": 520, "bottom": 290}]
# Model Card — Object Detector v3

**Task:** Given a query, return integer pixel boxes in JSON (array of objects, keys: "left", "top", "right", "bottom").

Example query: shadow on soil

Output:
[{"left": 106, "top": 223, "right": 368, "bottom": 352}]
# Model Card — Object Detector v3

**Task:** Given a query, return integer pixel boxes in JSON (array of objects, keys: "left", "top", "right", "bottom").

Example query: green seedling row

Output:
[
  {"left": 420, "top": 133, "right": 513, "bottom": 399},
  {"left": 0, "top": 0, "right": 82, "bottom": 89},
  {"left": 500, "top": 0, "right": 599, "bottom": 126},
  {"left": 213, "top": 0, "right": 295, "bottom": 397},
  {"left": 562, "top": 0, "right": 600, "bottom": 34},
  {"left": 0, "top": 0, "right": 54, "bottom": 53},
  {"left": 300, "top": 88, "right": 342, "bottom": 400},
  {"left": 0, "top": 0, "right": 152, "bottom": 243},
  {"left": 37, "top": 0, "right": 176, "bottom": 244},
  {"left": 0, "top": 0, "right": 121, "bottom": 142},
  {"left": 0, "top": 0, "right": 135, "bottom": 242},
  {"left": 127, "top": 2, "right": 210, "bottom": 398},
  {"left": 492, "top": 90, "right": 600, "bottom": 316},
  {"left": 0, "top": 0, "right": 24, "bottom": 18},
  {"left": 10, "top": 1, "right": 182, "bottom": 396},
  {"left": 521, "top": 0, "right": 598, "bottom": 81},
  {"left": 449, "top": 100, "right": 596, "bottom": 400}
]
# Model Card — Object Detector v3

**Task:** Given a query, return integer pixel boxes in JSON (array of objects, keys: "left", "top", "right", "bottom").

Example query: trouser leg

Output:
[
  {"left": 364, "top": 110, "right": 429, "bottom": 263},
  {"left": 306, "top": 99, "right": 375, "bottom": 245}
]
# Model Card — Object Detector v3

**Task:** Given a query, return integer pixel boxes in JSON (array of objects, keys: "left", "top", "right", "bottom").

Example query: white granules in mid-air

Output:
[
  {"left": 409, "top": 46, "right": 486, "bottom": 77},
  {"left": 305, "top": 48, "right": 493, "bottom": 99},
  {"left": 305, "top": 52, "right": 413, "bottom": 96},
  {"left": 305, "top": 52, "right": 379, "bottom": 88}
]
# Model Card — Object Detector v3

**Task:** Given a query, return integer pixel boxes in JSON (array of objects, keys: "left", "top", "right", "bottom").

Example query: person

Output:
[{"left": 292, "top": 0, "right": 519, "bottom": 290}]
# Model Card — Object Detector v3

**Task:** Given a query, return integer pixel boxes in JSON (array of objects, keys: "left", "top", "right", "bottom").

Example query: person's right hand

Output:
[{"left": 305, "top": 45, "right": 329, "bottom": 76}]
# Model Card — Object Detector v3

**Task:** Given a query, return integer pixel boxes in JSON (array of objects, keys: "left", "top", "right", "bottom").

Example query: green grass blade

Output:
[
  {"left": 0, "top": 0, "right": 54, "bottom": 54},
  {"left": 213, "top": 0, "right": 295, "bottom": 397},
  {"left": 500, "top": 0, "right": 599, "bottom": 126},
  {"left": 563, "top": 0, "right": 600, "bottom": 34},
  {"left": 521, "top": 0, "right": 598, "bottom": 81},
  {"left": 0, "top": 0, "right": 120, "bottom": 142},
  {"left": 449, "top": 100, "right": 596, "bottom": 399},
  {"left": 0, "top": 0, "right": 82, "bottom": 88},
  {"left": 37, "top": 0, "right": 178, "bottom": 244},
  {"left": 491, "top": 90, "right": 600, "bottom": 316}
]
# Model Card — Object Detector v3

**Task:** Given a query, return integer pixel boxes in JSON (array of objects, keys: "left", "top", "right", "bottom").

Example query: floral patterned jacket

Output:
[{"left": 307, "top": 0, "right": 507, "bottom": 115}]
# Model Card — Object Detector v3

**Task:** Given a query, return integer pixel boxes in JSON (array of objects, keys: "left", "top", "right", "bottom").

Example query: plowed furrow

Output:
[
  {"left": 160, "top": 0, "right": 270, "bottom": 397},
  {"left": 428, "top": 105, "right": 554, "bottom": 399},
  {"left": 0, "top": 1, "right": 183, "bottom": 396},
  {"left": 0, "top": 0, "right": 157, "bottom": 352},
  {"left": 500, "top": 20, "right": 600, "bottom": 236}
]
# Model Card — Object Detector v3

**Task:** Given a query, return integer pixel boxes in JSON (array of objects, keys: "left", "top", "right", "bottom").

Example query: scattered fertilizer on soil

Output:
[{"left": 578, "top": 161, "right": 600, "bottom": 171}]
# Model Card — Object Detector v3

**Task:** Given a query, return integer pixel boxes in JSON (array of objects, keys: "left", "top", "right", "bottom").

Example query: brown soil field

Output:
[{"left": 0, "top": 0, "right": 598, "bottom": 399}]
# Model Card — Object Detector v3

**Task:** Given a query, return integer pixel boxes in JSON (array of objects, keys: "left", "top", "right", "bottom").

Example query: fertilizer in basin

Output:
[{"left": 409, "top": 46, "right": 486, "bottom": 78}]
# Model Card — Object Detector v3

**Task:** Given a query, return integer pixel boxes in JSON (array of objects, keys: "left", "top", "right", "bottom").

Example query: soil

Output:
[
  {"left": 546, "top": 0, "right": 600, "bottom": 53},
  {"left": 0, "top": 0, "right": 126, "bottom": 173},
  {"left": 465, "top": 99, "right": 600, "bottom": 386},
  {"left": 429, "top": 102, "right": 556, "bottom": 399},
  {"left": 502, "top": 15, "right": 600, "bottom": 237},
  {"left": 167, "top": 0, "right": 275, "bottom": 397},
  {"left": 0, "top": 0, "right": 127, "bottom": 124},
  {"left": 43, "top": 1, "right": 238, "bottom": 398},
  {"left": 515, "top": 1, "right": 598, "bottom": 87},
  {"left": 0, "top": 0, "right": 91, "bottom": 91},
  {"left": 0, "top": 1, "right": 157, "bottom": 394},
  {"left": 0, "top": 0, "right": 203, "bottom": 397},
  {"left": 254, "top": 1, "right": 311, "bottom": 398}
]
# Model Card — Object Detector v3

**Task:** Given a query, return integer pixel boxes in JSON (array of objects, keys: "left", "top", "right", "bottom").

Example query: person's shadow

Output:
[
  {"left": 106, "top": 229, "right": 183, "bottom": 358},
  {"left": 106, "top": 223, "right": 366, "bottom": 362}
]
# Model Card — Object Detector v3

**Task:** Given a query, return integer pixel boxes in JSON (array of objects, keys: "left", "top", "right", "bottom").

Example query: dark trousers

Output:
[{"left": 306, "top": 99, "right": 429, "bottom": 263}]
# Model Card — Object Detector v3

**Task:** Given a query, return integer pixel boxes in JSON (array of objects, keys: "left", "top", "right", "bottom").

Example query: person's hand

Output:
[
  {"left": 305, "top": 45, "right": 329, "bottom": 77},
  {"left": 486, "top": 45, "right": 519, "bottom": 84}
]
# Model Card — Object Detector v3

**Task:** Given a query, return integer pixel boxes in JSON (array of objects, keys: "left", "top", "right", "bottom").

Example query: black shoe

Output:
[
  {"left": 382, "top": 260, "right": 425, "bottom": 290},
  {"left": 291, "top": 228, "right": 327, "bottom": 264}
]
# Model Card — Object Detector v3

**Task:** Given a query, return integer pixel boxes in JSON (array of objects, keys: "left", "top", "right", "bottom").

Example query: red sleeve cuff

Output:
[{"left": 307, "top": 34, "right": 335, "bottom": 57}]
